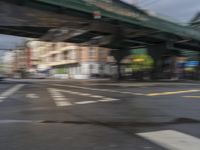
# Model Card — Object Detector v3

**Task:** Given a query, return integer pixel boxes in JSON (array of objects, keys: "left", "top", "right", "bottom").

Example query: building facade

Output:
[
  {"left": 12, "top": 48, "right": 28, "bottom": 73},
  {"left": 30, "top": 41, "right": 115, "bottom": 79}
]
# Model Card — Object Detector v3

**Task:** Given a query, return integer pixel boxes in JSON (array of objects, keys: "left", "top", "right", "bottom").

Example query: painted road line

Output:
[
  {"left": 49, "top": 88, "right": 120, "bottom": 104},
  {"left": 57, "top": 88, "right": 121, "bottom": 102},
  {"left": 26, "top": 93, "right": 39, "bottom": 99},
  {"left": 75, "top": 101, "right": 98, "bottom": 105},
  {"left": 137, "top": 130, "right": 200, "bottom": 150},
  {"left": 99, "top": 98, "right": 120, "bottom": 102},
  {"left": 52, "top": 95, "right": 63, "bottom": 98},
  {"left": 146, "top": 89, "right": 200, "bottom": 96},
  {"left": 58, "top": 89, "right": 102, "bottom": 99},
  {"left": 52, "top": 84, "right": 110, "bottom": 92},
  {"left": 63, "top": 90, "right": 79, "bottom": 95},
  {"left": 48, "top": 83, "right": 200, "bottom": 97},
  {"left": 56, "top": 101, "right": 72, "bottom": 107},
  {"left": 51, "top": 84, "right": 144, "bottom": 96},
  {"left": 183, "top": 96, "right": 200, "bottom": 99},
  {"left": 58, "top": 89, "right": 91, "bottom": 96},
  {"left": 54, "top": 99, "right": 72, "bottom": 106},
  {"left": 0, "top": 84, "right": 25, "bottom": 100},
  {"left": 0, "top": 120, "right": 38, "bottom": 124},
  {"left": 53, "top": 97, "right": 67, "bottom": 101},
  {"left": 48, "top": 88, "right": 72, "bottom": 107},
  {"left": 90, "top": 95, "right": 104, "bottom": 98},
  {"left": 78, "top": 93, "right": 92, "bottom": 96},
  {"left": 121, "top": 91, "right": 145, "bottom": 96}
]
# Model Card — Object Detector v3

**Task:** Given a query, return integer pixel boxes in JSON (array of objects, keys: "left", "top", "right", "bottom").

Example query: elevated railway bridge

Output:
[{"left": 1, "top": 0, "right": 200, "bottom": 78}]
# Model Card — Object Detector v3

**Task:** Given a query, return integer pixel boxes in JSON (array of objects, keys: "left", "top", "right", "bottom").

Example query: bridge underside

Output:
[
  {"left": 0, "top": 0, "right": 200, "bottom": 52},
  {"left": 0, "top": 26, "right": 50, "bottom": 38}
]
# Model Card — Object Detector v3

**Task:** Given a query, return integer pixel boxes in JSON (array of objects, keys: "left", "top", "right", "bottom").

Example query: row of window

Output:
[
  {"left": 48, "top": 50, "right": 77, "bottom": 62},
  {"left": 42, "top": 48, "right": 108, "bottom": 63}
]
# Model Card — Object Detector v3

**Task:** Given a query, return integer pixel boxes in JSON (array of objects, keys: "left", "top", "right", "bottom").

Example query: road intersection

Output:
[{"left": 0, "top": 79, "right": 199, "bottom": 150}]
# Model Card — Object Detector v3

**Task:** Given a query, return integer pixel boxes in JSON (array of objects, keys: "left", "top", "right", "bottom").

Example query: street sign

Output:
[
  {"left": 93, "top": 11, "right": 101, "bottom": 19},
  {"left": 185, "top": 61, "right": 199, "bottom": 67}
]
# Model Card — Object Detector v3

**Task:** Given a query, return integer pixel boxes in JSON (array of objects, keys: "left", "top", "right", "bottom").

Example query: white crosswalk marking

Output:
[
  {"left": 0, "top": 84, "right": 25, "bottom": 101},
  {"left": 75, "top": 101, "right": 98, "bottom": 105},
  {"left": 48, "top": 88, "right": 72, "bottom": 107},
  {"left": 90, "top": 95, "right": 104, "bottom": 98},
  {"left": 98, "top": 98, "right": 120, "bottom": 102},
  {"left": 26, "top": 93, "right": 39, "bottom": 99},
  {"left": 48, "top": 88, "right": 121, "bottom": 106},
  {"left": 137, "top": 130, "right": 200, "bottom": 150},
  {"left": 78, "top": 93, "right": 92, "bottom": 96},
  {"left": 50, "top": 84, "right": 144, "bottom": 96},
  {"left": 57, "top": 88, "right": 118, "bottom": 102},
  {"left": 56, "top": 101, "right": 71, "bottom": 107}
]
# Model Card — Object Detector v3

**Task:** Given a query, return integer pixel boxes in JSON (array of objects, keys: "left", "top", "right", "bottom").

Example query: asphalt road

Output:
[{"left": 0, "top": 79, "right": 200, "bottom": 150}]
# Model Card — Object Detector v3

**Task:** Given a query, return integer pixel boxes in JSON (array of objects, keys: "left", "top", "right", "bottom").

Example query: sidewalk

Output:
[{"left": 3, "top": 78, "right": 200, "bottom": 87}]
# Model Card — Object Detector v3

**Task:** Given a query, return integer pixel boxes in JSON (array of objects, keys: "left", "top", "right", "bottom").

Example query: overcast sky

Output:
[
  {"left": 0, "top": 34, "right": 26, "bottom": 51},
  {"left": 0, "top": 0, "right": 200, "bottom": 50},
  {"left": 122, "top": 0, "right": 200, "bottom": 22}
]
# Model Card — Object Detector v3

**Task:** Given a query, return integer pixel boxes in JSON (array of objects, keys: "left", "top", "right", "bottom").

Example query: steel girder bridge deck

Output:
[{"left": 0, "top": 0, "right": 200, "bottom": 52}]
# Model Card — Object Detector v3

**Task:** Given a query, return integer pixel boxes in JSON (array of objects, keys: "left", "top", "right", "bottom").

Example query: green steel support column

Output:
[
  {"left": 197, "top": 54, "right": 200, "bottom": 80},
  {"left": 110, "top": 49, "right": 131, "bottom": 80},
  {"left": 147, "top": 44, "right": 168, "bottom": 79},
  {"left": 148, "top": 44, "right": 180, "bottom": 79}
]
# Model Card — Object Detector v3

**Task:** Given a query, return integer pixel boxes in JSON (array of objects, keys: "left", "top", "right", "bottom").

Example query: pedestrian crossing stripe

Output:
[
  {"left": 0, "top": 84, "right": 25, "bottom": 100},
  {"left": 137, "top": 130, "right": 200, "bottom": 150},
  {"left": 48, "top": 88, "right": 120, "bottom": 107},
  {"left": 48, "top": 88, "right": 72, "bottom": 107},
  {"left": 75, "top": 101, "right": 98, "bottom": 105}
]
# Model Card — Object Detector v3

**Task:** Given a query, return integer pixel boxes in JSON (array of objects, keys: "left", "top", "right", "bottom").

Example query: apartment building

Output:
[
  {"left": 32, "top": 42, "right": 114, "bottom": 79},
  {"left": 12, "top": 48, "right": 28, "bottom": 72}
]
